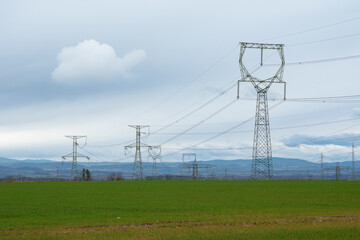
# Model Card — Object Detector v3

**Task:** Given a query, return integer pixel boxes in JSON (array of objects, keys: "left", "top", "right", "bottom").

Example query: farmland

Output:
[{"left": 0, "top": 181, "right": 359, "bottom": 239}]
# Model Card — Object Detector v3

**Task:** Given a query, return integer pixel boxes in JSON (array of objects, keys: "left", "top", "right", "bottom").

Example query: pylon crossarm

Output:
[
  {"left": 76, "top": 153, "right": 90, "bottom": 159},
  {"left": 140, "top": 143, "right": 151, "bottom": 148},
  {"left": 65, "top": 135, "right": 86, "bottom": 139},
  {"left": 240, "top": 42, "right": 284, "bottom": 50},
  {"left": 124, "top": 143, "right": 136, "bottom": 150},
  {"left": 62, "top": 153, "right": 73, "bottom": 159}
]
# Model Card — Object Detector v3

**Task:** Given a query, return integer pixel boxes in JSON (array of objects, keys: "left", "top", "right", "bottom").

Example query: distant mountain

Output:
[
  {"left": 0, "top": 156, "right": 358, "bottom": 180},
  {"left": 0, "top": 157, "right": 19, "bottom": 165}
]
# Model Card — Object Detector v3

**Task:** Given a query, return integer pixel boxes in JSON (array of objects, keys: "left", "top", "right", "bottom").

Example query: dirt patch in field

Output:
[{"left": 1, "top": 215, "right": 359, "bottom": 238}]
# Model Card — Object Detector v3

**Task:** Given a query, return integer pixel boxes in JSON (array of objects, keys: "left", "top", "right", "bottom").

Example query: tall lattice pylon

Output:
[
  {"left": 125, "top": 125, "right": 150, "bottom": 180},
  {"left": 148, "top": 145, "right": 161, "bottom": 178},
  {"left": 237, "top": 42, "right": 286, "bottom": 180},
  {"left": 321, "top": 153, "right": 324, "bottom": 180},
  {"left": 62, "top": 135, "right": 89, "bottom": 180}
]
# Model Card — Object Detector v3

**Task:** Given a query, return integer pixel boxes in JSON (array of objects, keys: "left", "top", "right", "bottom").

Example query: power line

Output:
[
  {"left": 260, "top": 16, "right": 360, "bottom": 41},
  {"left": 288, "top": 32, "right": 360, "bottom": 47},
  {"left": 152, "top": 82, "right": 237, "bottom": 134},
  {"left": 78, "top": 145, "right": 108, "bottom": 162},
  {"left": 160, "top": 98, "right": 238, "bottom": 145},
  {"left": 163, "top": 147, "right": 252, "bottom": 151},
  {"left": 239, "top": 94, "right": 360, "bottom": 104},
  {"left": 85, "top": 140, "right": 134, "bottom": 148},
  {"left": 129, "top": 44, "right": 240, "bottom": 122},
  {"left": 264, "top": 54, "right": 360, "bottom": 67},
  {"left": 161, "top": 101, "right": 284, "bottom": 159},
  {"left": 151, "top": 64, "right": 263, "bottom": 135},
  {"left": 154, "top": 117, "right": 360, "bottom": 135}
]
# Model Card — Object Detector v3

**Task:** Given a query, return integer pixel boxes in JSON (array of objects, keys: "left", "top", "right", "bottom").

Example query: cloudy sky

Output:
[{"left": 1, "top": 0, "right": 360, "bottom": 164}]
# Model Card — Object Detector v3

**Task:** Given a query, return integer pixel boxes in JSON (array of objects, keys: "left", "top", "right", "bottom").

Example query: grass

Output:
[{"left": 0, "top": 181, "right": 359, "bottom": 239}]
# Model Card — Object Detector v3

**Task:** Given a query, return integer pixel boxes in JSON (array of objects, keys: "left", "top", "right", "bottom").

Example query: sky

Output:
[{"left": 1, "top": 0, "right": 360, "bottom": 164}]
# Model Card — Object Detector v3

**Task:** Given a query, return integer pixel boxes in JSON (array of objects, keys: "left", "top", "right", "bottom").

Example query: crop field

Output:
[{"left": 0, "top": 181, "right": 359, "bottom": 239}]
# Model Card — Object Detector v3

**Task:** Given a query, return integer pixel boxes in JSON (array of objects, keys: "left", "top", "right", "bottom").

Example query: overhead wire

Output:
[
  {"left": 79, "top": 18, "right": 360, "bottom": 162},
  {"left": 161, "top": 101, "right": 284, "bottom": 159},
  {"left": 287, "top": 32, "right": 360, "bottom": 47},
  {"left": 264, "top": 54, "right": 360, "bottom": 67},
  {"left": 260, "top": 16, "right": 360, "bottom": 41},
  {"left": 160, "top": 98, "right": 238, "bottom": 145},
  {"left": 155, "top": 18, "right": 360, "bottom": 162},
  {"left": 238, "top": 94, "right": 360, "bottom": 104},
  {"left": 151, "top": 64, "right": 263, "bottom": 135},
  {"left": 85, "top": 140, "right": 134, "bottom": 148},
  {"left": 154, "top": 117, "right": 360, "bottom": 135},
  {"left": 151, "top": 81, "right": 238, "bottom": 134},
  {"left": 128, "top": 44, "right": 240, "bottom": 122}
]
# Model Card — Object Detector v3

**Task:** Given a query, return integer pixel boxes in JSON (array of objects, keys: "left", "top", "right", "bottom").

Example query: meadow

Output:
[{"left": 0, "top": 181, "right": 359, "bottom": 239}]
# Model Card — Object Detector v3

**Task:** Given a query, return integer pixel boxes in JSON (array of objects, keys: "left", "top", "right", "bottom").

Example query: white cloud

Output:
[{"left": 52, "top": 39, "right": 146, "bottom": 83}]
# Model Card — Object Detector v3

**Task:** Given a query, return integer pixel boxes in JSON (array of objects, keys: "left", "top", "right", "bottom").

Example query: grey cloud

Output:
[
  {"left": 52, "top": 40, "right": 146, "bottom": 84},
  {"left": 282, "top": 133, "right": 360, "bottom": 147}
]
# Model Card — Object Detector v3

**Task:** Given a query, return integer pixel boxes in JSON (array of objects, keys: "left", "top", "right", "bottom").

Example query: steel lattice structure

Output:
[
  {"left": 148, "top": 145, "right": 161, "bottom": 178},
  {"left": 321, "top": 147, "right": 355, "bottom": 180},
  {"left": 238, "top": 42, "right": 286, "bottom": 180},
  {"left": 352, "top": 143, "right": 356, "bottom": 180},
  {"left": 323, "top": 163, "right": 351, "bottom": 181},
  {"left": 62, "top": 135, "right": 89, "bottom": 180},
  {"left": 179, "top": 153, "right": 212, "bottom": 180},
  {"left": 125, "top": 125, "right": 150, "bottom": 180}
]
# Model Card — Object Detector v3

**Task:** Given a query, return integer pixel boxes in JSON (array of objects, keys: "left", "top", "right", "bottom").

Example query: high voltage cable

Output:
[
  {"left": 153, "top": 117, "right": 360, "bottom": 135},
  {"left": 63, "top": 19, "right": 360, "bottom": 144},
  {"left": 161, "top": 101, "right": 284, "bottom": 158},
  {"left": 160, "top": 98, "right": 238, "bottom": 145},
  {"left": 149, "top": 32, "right": 360, "bottom": 136},
  {"left": 287, "top": 32, "right": 360, "bottom": 47},
  {"left": 86, "top": 140, "right": 133, "bottom": 148},
  {"left": 152, "top": 82, "right": 237, "bottom": 134},
  {"left": 82, "top": 29, "right": 360, "bottom": 158},
  {"left": 238, "top": 94, "right": 360, "bottom": 104},
  {"left": 78, "top": 145, "right": 108, "bottom": 162},
  {"left": 151, "top": 66, "right": 262, "bottom": 135},
  {"left": 289, "top": 94, "right": 360, "bottom": 99},
  {"left": 129, "top": 44, "right": 240, "bottom": 121},
  {"left": 264, "top": 54, "right": 360, "bottom": 67},
  {"left": 260, "top": 16, "right": 360, "bottom": 41},
  {"left": 162, "top": 147, "right": 253, "bottom": 151},
  {"left": 138, "top": 16, "right": 360, "bottom": 123}
]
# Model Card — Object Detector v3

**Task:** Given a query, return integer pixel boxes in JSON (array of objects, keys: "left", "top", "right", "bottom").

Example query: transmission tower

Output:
[
  {"left": 321, "top": 153, "right": 324, "bottom": 180},
  {"left": 352, "top": 143, "right": 356, "bottom": 180},
  {"left": 237, "top": 42, "right": 286, "bottom": 180},
  {"left": 179, "top": 153, "right": 212, "bottom": 180},
  {"left": 62, "top": 135, "right": 89, "bottom": 180},
  {"left": 125, "top": 125, "right": 159, "bottom": 180},
  {"left": 324, "top": 162, "right": 351, "bottom": 180},
  {"left": 148, "top": 145, "right": 161, "bottom": 179}
]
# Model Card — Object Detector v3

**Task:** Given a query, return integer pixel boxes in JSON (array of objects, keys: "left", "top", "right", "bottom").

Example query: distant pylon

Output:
[
  {"left": 352, "top": 143, "right": 355, "bottom": 180},
  {"left": 323, "top": 161, "right": 351, "bottom": 180},
  {"left": 148, "top": 145, "right": 161, "bottom": 178},
  {"left": 62, "top": 135, "right": 89, "bottom": 180},
  {"left": 125, "top": 125, "right": 150, "bottom": 180},
  {"left": 321, "top": 153, "right": 324, "bottom": 180},
  {"left": 237, "top": 42, "right": 286, "bottom": 180},
  {"left": 179, "top": 153, "right": 212, "bottom": 180}
]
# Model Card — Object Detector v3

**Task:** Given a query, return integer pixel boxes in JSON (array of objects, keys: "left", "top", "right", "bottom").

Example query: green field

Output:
[{"left": 0, "top": 181, "right": 359, "bottom": 239}]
